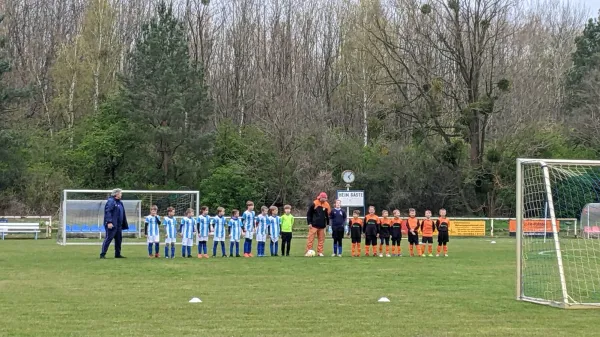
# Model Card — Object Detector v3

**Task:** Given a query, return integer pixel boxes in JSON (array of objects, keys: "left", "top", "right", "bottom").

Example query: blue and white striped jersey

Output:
[
  {"left": 163, "top": 216, "right": 176, "bottom": 239},
  {"left": 268, "top": 215, "right": 281, "bottom": 238},
  {"left": 256, "top": 214, "right": 268, "bottom": 235},
  {"left": 180, "top": 217, "right": 195, "bottom": 239},
  {"left": 242, "top": 210, "right": 256, "bottom": 233},
  {"left": 228, "top": 217, "right": 243, "bottom": 239},
  {"left": 212, "top": 215, "right": 227, "bottom": 238},
  {"left": 145, "top": 215, "right": 161, "bottom": 236},
  {"left": 196, "top": 214, "right": 211, "bottom": 237}
]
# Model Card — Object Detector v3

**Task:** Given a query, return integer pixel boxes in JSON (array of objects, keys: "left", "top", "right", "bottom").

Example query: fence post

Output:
[{"left": 491, "top": 219, "right": 494, "bottom": 237}]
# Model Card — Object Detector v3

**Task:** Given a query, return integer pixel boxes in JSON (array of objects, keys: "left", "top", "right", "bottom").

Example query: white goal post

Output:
[
  {"left": 58, "top": 189, "right": 199, "bottom": 246},
  {"left": 516, "top": 158, "right": 600, "bottom": 309}
]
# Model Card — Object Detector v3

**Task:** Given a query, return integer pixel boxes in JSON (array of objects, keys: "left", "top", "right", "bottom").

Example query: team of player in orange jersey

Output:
[{"left": 348, "top": 206, "right": 450, "bottom": 257}]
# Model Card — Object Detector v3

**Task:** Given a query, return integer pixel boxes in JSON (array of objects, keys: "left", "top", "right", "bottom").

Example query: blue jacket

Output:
[
  {"left": 103, "top": 197, "right": 129, "bottom": 230},
  {"left": 329, "top": 208, "right": 347, "bottom": 229}
]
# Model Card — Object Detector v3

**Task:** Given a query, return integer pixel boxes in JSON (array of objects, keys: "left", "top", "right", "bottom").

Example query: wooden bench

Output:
[{"left": 0, "top": 223, "right": 41, "bottom": 240}]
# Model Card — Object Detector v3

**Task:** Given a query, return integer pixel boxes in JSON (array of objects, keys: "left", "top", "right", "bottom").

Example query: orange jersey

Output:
[
  {"left": 364, "top": 214, "right": 380, "bottom": 236},
  {"left": 404, "top": 217, "right": 419, "bottom": 232},
  {"left": 436, "top": 217, "right": 450, "bottom": 232},
  {"left": 349, "top": 217, "right": 363, "bottom": 228},
  {"left": 420, "top": 219, "right": 435, "bottom": 237},
  {"left": 379, "top": 217, "right": 392, "bottom": 237}
]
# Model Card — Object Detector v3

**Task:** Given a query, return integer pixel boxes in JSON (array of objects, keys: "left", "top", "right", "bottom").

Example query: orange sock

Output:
[
  {"left": 418, "top": 245, "right": 422, "bottom": 256},
  {"left": 358, "top": 244, "right": 361, "bottom": 256},
  {"left": 398, "top": 245, "right": 402, "bottom": 255},
  {"left": 437, "top": 246, "right": 441, "bottom": 254},
  {"left": 444, "top": 245, "right": 448, "bottom": 254},
  {"left": 428, "top": 245, "right": 433, "bottom": 254},
  {"left": 409, "top": 245, "right": 414, "bottom": 256},
  {"left": 372, "top": 246, "right": 377, "bottom": 255},
  {"left": 379, "top": 244, "right": 383, "bottom": 253},
  {"left": 365, "top": 245, "right": 369, "bottom": 255},
  {"left": 385, "top": 245, "right": 390, "bottom": 255},
  {"left": 351, "top": 243, "right": 355, "bottom": 256}
]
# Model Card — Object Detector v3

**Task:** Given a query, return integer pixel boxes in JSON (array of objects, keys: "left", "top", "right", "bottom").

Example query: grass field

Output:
[{"left": 1, "top": 238, "right": 599, "bottom": 337}]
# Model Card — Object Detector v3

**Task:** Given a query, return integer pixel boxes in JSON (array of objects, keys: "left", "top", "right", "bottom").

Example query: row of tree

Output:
[{"left": 1, "top": 0, "right": 599, "bottom": 217}]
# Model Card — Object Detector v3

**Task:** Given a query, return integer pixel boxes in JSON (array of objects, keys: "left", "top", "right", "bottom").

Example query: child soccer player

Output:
[
  {"left": 144, "top": 205, "right": 161, "bottom": 258},
  {"left": 228, "top": 209, "right": 243, "bottom": 257},
  {"left": 349, "top": 210, "right": 363, "bottom": 257},
  {"left": 196, "top": 206, "right": 211, "bottom": 258},
  {"left": 436, "top": 208, "right": 450, "bottom": 257},
  {"left": 329, "top": 199, "right": 347, "bottom": 257},
  {"left": 163, "top": 207, "right": 176, "bottom": 258},
  {"left": 364, "top": 206, "right": 380, "bottom": 257},
  {"left": 379, "top": 210, "right": 392, "bottom": 257},
  {"left": 391, "top": 209, "right": 403, "bottom": 257},
  {"left": 421, "top": 210, "right": 435, "bottom": 257},
  {"left": 212, "top": 207, "right": 227, "bottom": 257},
  {"left": 268, "top": 206, "right": 281, "bottom": 256},
  {"left": 280, "top": 205, "right": 294, "bottom": 256},
  {"left": 255, "top": 206, "right": 269, "bottom": 257},
  {"left": 405, "top": 208, "right": 420, "bottom": 257},
  {"left": 242, "top": 201, "right": 256, "bottom": 257},
  {"left": 180, "top": 208, "right": 195, "bottom": 258}
]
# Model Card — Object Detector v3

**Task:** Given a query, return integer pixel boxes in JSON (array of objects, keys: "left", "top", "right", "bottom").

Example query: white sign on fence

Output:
[{"left": 336, "top": 190, "right": 365, "bottom": 207}]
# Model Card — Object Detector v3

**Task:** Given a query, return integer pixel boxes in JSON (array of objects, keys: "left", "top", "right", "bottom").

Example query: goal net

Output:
[
  {"left": 516, "top": 159, "right": 600, "bottom": 309},
  {"left": 58, "top": 190, "right": 199, "bottom": 245}
]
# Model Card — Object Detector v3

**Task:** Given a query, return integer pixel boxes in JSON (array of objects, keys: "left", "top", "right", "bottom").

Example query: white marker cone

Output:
[
  {"left": 491, "top": 241, "right": 496, "bottom": 244},
  {"left": 189, "top": 297, "right": 202, "bottom": 303},
  {"left": 378, "top": 297, "right": 390, "bottom": 303}
]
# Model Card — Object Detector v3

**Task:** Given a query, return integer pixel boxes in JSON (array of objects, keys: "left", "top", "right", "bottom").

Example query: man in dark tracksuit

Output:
[
  {"left": 100, "top": 189, "right": 129, "bottom": 259},
  {"left": 306, "top": 192, "right": 330, "bottom": 257},
  {"left": 329, "top": 199, "right": 347, "bottom": 257}
]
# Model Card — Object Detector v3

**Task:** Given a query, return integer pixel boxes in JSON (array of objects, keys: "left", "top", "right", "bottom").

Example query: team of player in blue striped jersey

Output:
[{"left": 144, "top": 201, "right": 293, "bottom": 259}]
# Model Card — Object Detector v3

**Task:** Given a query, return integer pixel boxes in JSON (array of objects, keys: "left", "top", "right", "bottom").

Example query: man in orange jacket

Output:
[{"left": 305, "top": 192, "right": 330, "bottom": 257}]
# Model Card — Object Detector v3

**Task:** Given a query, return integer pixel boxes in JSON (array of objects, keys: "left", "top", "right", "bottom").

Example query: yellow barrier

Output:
[{"left": 449, "top": 220, "right": 486, "bottom": 236}]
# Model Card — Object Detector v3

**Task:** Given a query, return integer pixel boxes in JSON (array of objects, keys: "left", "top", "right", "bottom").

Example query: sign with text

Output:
[
  {"left": 336, "top": 190, "right": 365, "bottom": 207},
  {"left": 509, "top": 219, "right": 560, "bottom": 234},
  {"left": 449, "top": 220, "right": 486, "bottom": 237}
]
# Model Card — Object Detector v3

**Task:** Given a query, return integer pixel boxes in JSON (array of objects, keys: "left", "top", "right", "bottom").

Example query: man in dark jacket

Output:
[
  {"left": 305, "top": 192, "right": 330, "bottom": 257},
  {"left": 100, "top": 188, "right": 129, "bottom": 259}
]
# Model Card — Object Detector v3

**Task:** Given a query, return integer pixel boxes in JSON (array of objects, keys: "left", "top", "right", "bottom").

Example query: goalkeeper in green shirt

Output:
[{"left": 280, "top": 205, "right": 294, "bottom": 256}]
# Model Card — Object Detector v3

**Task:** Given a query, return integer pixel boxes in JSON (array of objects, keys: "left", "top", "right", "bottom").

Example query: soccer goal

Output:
[
  {"left": 58, "top": 190, "right": 199, "bottom": 246},
  {"left": 516, "top": 159, "right": 600, "bottom": 309}
]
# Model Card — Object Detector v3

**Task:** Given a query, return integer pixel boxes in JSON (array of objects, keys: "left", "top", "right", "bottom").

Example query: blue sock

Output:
[
  {"left": 182, "top": 245, "right": 186, "bottom": 257},
  {"left": 221, "top": 241, "right": 226, "bottom": 256},
  {"left": 244, "top": 240, "right": 248, "bottom": 254},
  {"left": 203, "top": 242, "right": 208, "bottom": 254},
  {"left": 198, "top": 242, "right": 202, "bottom": 254},
  {"left": 333, "top": 243, "right": 338, "bottom": 255},
  {"left": 187, "top": 246, "right": 191, "bottom": 256},
  {"left": 213, "top": 242, "right": 217, "bottom": 256},
  {"left": 164, "top": 245, "right": 168, "bottom": 257},
  {"left": 249, "top": 240, "right": 253, "bottom": 255},
  {"left": 274, "top": 242, "right": 278, "bottom": 255},
  {"left": 261, "top": 242, "right": 265, "bottom": 256},
  {"left": 171, "top": 244, "right": 175, "bottom": 257},
  {"left": 147, "top": 243, "right": 153, "bottom": 256},
  {"left": 235, "top": 242, "right": 239, "bottom": 256},
  {"left": 154, "top": 242, "right": 159, "bottom": 254},
  {"left": 339, "top": 244, "right": 342, "bottom": 255},
  {"left": 269, "top": 241, "right": 273, "bottom": 255},
  {"left": 230, "top": 242, "right": 234, "bottom": 256}
]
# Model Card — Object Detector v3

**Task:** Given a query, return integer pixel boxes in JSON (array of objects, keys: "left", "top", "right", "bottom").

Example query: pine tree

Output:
[
  {"left": 565, "top": 16, "right": 600, "bottom": 109},
  {"left": 121, "top": 2, "right": 211, "bottom": 184}
]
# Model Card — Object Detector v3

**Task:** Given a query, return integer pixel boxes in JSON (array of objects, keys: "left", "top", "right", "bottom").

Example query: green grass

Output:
[{"left": 1, "top": 238, "right": 599, "bottom": 337}]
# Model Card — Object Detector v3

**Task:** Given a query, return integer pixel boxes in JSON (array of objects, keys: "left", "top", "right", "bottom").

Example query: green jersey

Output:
[{"left": 280, "top": 214, "right": 294, "bottom": 232}]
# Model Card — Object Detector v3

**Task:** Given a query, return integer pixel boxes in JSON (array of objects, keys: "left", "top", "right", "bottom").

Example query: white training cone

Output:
[
  {"left": 189, "top": 297, "right": 202, "bottom": 303},
  {"left": 378, "top": 297, "right": 390, "bottom": 303},
  {"left": 491, "top": 241, "right": 496, "bottom": 244}
]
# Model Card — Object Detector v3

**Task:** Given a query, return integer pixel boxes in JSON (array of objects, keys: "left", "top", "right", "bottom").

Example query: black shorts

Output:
[
  {"left": 332, "top": 227, "right": 344, "bottom": 241},
  {"left": 408, "top": 233, "right": 419, "bottom": 245},
  {"left": 438, "top": 232, "right": 449, "bottom": 244},
  {"left": 391, "top": 236, "right": 401, "bottom": 245},
  {"left": 422, "top": 236, "right": 433, "bottom": 244},
  {"left": 365, "top": 235, "right": 377, "bottom": 246},
  {"left": 351, "top": 234, "right": 362, "bottom": 244},
  {"left": 379, "top": 236, "right": 390, "bottom": 245}
]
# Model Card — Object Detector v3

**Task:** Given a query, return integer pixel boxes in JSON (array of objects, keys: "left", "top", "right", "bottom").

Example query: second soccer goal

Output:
[{"left": 516, "top": 159, "right": 600, "bottom": 309}]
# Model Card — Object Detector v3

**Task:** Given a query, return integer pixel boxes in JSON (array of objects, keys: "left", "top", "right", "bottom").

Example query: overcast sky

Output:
[{"left": 581, "top": 0, "right": 600, "bottom": 17}]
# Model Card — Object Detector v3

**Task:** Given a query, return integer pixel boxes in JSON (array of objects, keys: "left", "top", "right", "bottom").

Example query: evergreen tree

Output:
[
  {"left": 565, "top": 16, "right": 600, "bottom": 109},
  {"left": 121, "top": 2, "right": 211, "bottom": 185}
]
